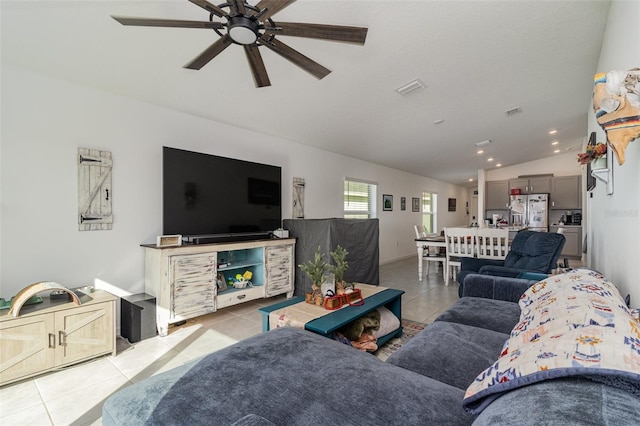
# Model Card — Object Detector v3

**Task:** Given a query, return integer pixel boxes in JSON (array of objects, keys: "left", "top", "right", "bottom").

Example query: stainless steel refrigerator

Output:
[{"left": 509, "top": 193, "right": 549, "bottom": 231}]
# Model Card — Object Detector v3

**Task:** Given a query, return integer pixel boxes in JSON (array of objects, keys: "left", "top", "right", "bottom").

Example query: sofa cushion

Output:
[
  {"left": 387, "top": 321, "right": 508, "bottom": 390},
  {"left": 103, "top": 326, "right": 475, "bottom": 426},
  {"left": 462, "top": 274, "right": 537, "bottom": 303},
  {"left": 434, "top": 297, "right": 521, "bottom": 334},
  {"left": 472, "top": 378, "right": 640, "bottom": 425}
]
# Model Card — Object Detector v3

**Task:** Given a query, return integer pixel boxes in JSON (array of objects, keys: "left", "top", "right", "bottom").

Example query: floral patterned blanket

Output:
[{"left": 463, "top": 269, "right": 640, "bottom": 414}]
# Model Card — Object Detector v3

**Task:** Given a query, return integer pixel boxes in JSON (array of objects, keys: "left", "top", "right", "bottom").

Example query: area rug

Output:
[{"left": 374, "top": 319, "right": 427, "bottom": 361}]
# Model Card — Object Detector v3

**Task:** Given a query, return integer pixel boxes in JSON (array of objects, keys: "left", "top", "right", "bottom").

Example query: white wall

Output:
[
  {"left": 0, "top": 65, "right": 468, "bottom": 297},
  {"left": 587, "top": 0, "right": 640, "bottom": 308},
  {"left": 486, "top": 152, "right": 582, "bottom": 181}
]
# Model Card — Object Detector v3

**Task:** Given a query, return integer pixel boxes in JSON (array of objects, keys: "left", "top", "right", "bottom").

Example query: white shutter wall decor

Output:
[
  {"left": 292, "top": 177, "right": 305, "bottom": 219},
  {"left": 78, "top": 148, "right": 113, "bottom": 231}
]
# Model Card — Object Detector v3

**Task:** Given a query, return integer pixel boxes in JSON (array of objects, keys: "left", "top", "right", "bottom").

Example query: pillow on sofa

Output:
[{"left": 463, "top": 269, "right": 640, "bottom": 414}]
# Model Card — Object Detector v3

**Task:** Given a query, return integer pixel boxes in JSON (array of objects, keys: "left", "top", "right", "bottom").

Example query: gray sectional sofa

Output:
[{"left": 103, "top": 270, "right": 640, "bottom": 425}]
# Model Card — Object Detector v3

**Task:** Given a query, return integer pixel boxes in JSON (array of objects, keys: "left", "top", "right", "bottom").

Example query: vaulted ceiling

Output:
[{"left": 1, "top": 1, "right": 611, "bottom": 186}]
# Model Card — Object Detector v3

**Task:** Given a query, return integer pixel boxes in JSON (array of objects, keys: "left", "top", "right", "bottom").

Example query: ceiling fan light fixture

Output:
[{"left": 228, "top": 16, "right": 259, "bottom": 45}]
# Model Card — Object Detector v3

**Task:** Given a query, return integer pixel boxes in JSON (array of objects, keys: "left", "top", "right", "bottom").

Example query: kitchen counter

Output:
[{"left": 549, "top": 225, "right": 582, "bottom": 258}]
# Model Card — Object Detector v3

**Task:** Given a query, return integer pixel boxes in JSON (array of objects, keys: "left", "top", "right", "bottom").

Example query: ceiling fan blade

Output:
[
  {"left": 244, "top": 45, "right": 271, "bottom": 88},
  {"left": 111, "top": 16, "right": 224, "bottom": 30},
  {"left": 254, "top": 0, "right": 296, "bottom": 21},
  {"left": 259, "top": 36, "right": 330, "bottom": 80},
  {"left": 264, "top": 22, "right": 368, "bottom": 44},
  {"left": 184, "top": 34, "right": 233, "bottom": 70},
  {"left": 188, "top": 0, "right": 227, "bottom": 17},
  {"left": 229, "top": 0, "right": 246, "bottom": 15}
]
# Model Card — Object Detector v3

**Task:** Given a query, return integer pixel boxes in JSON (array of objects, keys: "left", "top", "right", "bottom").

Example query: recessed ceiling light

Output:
[
  {"left": 551, "top": 141, "right": 559, "bottom": 145},
  {"left": 487, "top": 157, "right": 494, "bottom": 162},
  {"left": 496, "top": 163, "right": 502, "bottom": 167},
  {"left": 549, "top": 129, "right": 558, "bottom": 135},
  {"left": 566, "top": 147, "right": 573, "bottom": 151},
  {"left": 468, "top": 178, "right": 474, "bottom": 182},
  {"left": 433, "top": 119, "right": 445, "bottom": 125},
  {"left": 554, "top": 149, "right": 561, "bottom": 153},
  {"left": 475, "top": 140, "right": 492, "bottom": 147},
  {"left": 396, "top": 79, "right": 426, "bottom": 96},
  {"left": 477, "top": 149, "right": 484, "bottom": 154}
]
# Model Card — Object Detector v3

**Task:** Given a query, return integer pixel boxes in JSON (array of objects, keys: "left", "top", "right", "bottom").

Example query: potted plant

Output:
[
  {"left": 329, "top": 245, "right": 349, "bottom": 294},
  {"left": 298, "top": 246, "right": 328, "bottom": 305},
  {"left": 577, "top": 142, "right": 607, "bottom": 167}
]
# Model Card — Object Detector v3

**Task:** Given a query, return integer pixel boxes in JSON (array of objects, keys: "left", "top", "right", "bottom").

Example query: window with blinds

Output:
[{"left": 344, "top": 179, "right": 377, "bottom": 219}]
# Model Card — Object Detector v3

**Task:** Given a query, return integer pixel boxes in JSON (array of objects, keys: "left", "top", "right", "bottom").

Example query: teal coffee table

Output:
[{"left": 258, "top": 288, "right": 404, "bottom": 347}]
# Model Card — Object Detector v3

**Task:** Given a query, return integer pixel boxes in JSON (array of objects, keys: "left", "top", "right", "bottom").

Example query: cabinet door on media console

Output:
[
  {"left": 54, "top": 301, "right": 115, "bottom": 367},
  {"left": 0, "top": 314, "right": 56, "bottom": 385},
  {"left": 170, "top": 253, "right": 217, "bottom": 321},
  {"left": 265, "top": 243, "right": 295, "bottom": 297}
]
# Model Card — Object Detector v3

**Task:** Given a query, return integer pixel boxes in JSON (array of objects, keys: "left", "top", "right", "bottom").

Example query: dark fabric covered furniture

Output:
[
  {"left": 103, "top": 326, "right": 473, "bottom": 426},
  {"left": 457, "top": 230, "right": 565, "bottom": 296},
  {"left": 284, "top": 218, "right": 380, "bottom": 296},
  {"left": 461, "top": 273, "right": 538, "bottom": 303},
  {"left": 103, "top": 274, "right": 640, "bottom": 425}
]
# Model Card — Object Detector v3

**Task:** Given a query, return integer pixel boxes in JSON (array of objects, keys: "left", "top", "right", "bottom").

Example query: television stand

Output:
[{"left": 142, "top": 238, "right": 296, "bottom": 336}]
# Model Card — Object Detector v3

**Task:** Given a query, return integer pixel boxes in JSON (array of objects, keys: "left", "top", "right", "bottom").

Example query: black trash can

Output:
[{"left": 121, "top": 293, "right": 156, "bottom": 343}]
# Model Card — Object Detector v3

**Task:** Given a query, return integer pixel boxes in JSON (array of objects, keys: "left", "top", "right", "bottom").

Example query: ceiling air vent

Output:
[
  {"left": 505, "top": 107, "right": 522, "bottom": 117},
  {"left": 396, "top": 79, "right": 426, "bottom": 96}
]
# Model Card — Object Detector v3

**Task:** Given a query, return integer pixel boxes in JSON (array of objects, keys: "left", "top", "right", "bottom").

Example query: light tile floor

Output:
[{"left": 0, "top": 256, "right": 458, "bottom": 426}]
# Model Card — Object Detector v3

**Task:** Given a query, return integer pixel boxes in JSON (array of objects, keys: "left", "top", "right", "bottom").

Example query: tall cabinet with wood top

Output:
[{"left": 0, "top": 290, "right": 116, "bottom": 386}]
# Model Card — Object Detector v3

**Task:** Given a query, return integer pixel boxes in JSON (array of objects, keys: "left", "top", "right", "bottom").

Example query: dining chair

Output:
[
  {"left": 476, "top": 227, "right": 510, "bottom": 260},
  {"left": 415, "top": 225, "right": 445, "bottom": 277},
  {"left": 443, "top": 227, "right": 477, "bottom": 286}
]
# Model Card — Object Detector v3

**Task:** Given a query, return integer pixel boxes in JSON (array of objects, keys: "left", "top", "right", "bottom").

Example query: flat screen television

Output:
[{"left": 163, "top": 147, "right": 282, "bottom": 242}]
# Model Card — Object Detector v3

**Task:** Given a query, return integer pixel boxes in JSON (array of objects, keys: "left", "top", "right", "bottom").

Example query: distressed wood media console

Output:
[{"left": 143, "top": 238, "right": 296, "bottom": 336}]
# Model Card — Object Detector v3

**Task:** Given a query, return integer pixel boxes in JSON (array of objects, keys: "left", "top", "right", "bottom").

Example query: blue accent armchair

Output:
[{"left": 456, "top": 230, "right": 565, "bottom": 297}]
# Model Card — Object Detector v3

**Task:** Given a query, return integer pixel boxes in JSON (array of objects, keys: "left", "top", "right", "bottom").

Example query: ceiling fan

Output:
[{"left": 111, "top": 0, "right": 368, "bottom": 88}]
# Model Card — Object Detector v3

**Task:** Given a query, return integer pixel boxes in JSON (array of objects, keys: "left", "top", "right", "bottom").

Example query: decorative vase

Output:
[{"left": 592, "top": 156, "right": 607, "bottom": 170}]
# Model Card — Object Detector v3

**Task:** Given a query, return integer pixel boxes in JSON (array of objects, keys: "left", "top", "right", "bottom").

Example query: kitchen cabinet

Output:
[
  {"left": 143, "top": 238, "right": 295, "bottom": 336},
  {"left": 485, "top": 180, "right": 509, "bottom": 210},
  {"left": 508, "top": 176, "right": 552, "bottom": 194},
  {"left": 551, "top": 176, "right": 581, "bottom": 209},
  {"left": 550, "top": 226, "right": 582, "bottom": 259},
  {"left": 0, "top": 290, "right": 116, "bottom": 386}
]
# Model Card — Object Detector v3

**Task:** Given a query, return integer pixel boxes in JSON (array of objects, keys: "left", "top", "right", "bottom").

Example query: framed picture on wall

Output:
[
  {"left": 412, "top": 197, "right": 420, "bottom": 212},
  {"left": 383, "top": 194, "right": 393, "bottom": 211},
  {"left": 401, "top": 197, "right": 406, "bottom": 211},
  {"left": 448, "top": 198, "right": 457, "bottom": 212}
]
